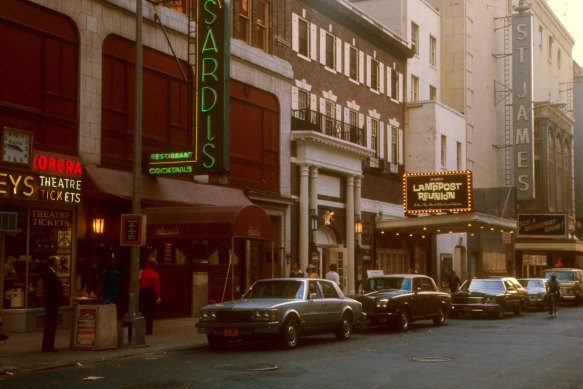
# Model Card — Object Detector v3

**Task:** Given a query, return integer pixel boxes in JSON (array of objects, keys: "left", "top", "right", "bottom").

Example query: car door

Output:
[
  {"left": 503, "top": 280, "right": 519, "bottom": 309},
  {"left": 302, "top": 280, "right": 325, "bottom": 330},
  {"left": 409, "top": 277, "right": 425, "bottom": 319},
  {"left": 419, "top": 277, "right": 438, "bottom": 316},
  {"left": 318, "top": 280, "right": 344, "bottom": 328}
]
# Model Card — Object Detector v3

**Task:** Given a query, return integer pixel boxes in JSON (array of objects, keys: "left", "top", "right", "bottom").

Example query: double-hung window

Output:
[
  {"left": 370, "top": 58, "right": 379, "bottom": 91},
  {"left": 298, "top": 18, "right": 309, "bottom": 57},
  {"left": 325, "top": 32, "right": 335, "bottom": 69},
  {"left": 429, "top": 35, "right": 436, "bottom": 66},
  {"left": 371, "top": 119, "right": 379, "bottom": 155},
  {"left": 256, "top": 1, "right": 268, "bottom": 52},
  {"left": 349, "top": 46, "right": 358, "bottom": 81}
]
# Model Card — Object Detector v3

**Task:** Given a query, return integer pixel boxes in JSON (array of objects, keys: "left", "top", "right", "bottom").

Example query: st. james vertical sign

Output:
[
  {"left": 512, "top": 6, "right": 534, "bottom": 200},
  {"left": 195, "top": 0, "right": 230, "bottom": 173}
]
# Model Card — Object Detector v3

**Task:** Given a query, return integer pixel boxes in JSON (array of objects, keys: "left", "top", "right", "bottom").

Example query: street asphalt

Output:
[{"left": 0, "top": 317, "right": 208, "bottom": 375}]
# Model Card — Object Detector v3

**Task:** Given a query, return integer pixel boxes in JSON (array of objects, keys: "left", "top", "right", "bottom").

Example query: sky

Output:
[{"left": 546, "top": 0, "right": 583, "bottom": 65}]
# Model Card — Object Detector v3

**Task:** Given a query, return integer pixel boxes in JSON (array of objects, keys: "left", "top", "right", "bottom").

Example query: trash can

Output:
[{"left": 70, "top": 297, "right": 118, "bottom": 350}]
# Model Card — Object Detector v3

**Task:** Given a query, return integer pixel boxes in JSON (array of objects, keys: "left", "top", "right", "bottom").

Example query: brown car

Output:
[
  {"left": 353, "top": 274, "right": 451, "bottom": 332},
  {"left": 542, "top": 268, "right": 583, "bottom": 306}
]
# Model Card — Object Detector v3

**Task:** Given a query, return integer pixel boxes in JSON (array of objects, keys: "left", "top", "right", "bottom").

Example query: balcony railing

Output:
[{"left": 291, "top": 109, "right": 365, "bottom": 147}]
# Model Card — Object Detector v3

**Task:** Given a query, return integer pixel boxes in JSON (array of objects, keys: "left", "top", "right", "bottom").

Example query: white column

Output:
[
  {"left": 354, "top": 175, "right": 362, "bottom": 245},
  {"left": 309, "top": 166, "right": 319, "bottom": 213},
  {"left": 346, "top": 175, "right": 355, "bottom": 294},
  {"left": 299, "top": 165, "right": 310, "bottom": 272}
]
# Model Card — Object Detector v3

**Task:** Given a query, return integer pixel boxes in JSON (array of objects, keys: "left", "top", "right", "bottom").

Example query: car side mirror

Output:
[{"left": 309, "top": 292, "right": 318, "bottom": 300}]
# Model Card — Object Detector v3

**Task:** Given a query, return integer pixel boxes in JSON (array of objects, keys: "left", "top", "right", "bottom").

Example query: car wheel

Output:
[
  {"left": 397, "top": 309, "right": 410, "bottom": 332},
  {"left": 514, "top": 302, "right": 523, "bottom": 316},
  {"left": 335, "top": 312, "right": 353, "bottom": 340},
  {"left": 207, "top": 333, "right": 228, "bottom": 349},
  {"left": 279, "top": 316, "right": 299, "bottom": 349},
  {"left": 433, "top": 305, "right": 446, "bottom": 326}
]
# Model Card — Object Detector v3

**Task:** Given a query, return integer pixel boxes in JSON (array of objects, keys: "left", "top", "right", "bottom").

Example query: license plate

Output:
[{"left": 224, "top": 328, "right": 238, "bottom": 337}]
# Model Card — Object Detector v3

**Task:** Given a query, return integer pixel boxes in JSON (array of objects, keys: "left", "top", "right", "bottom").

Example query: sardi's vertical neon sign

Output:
[{"left": 195, "top": 0, "right": 230, "bottom": 174}]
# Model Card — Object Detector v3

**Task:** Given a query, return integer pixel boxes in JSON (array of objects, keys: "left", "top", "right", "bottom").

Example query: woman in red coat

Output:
[{"left": 139, "top": 259, "right": 161, "bottom": 335}]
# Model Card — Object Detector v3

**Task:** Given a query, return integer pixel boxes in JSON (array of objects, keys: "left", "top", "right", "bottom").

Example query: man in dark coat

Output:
[
  {"left": 448, "top": 270, "right": 462, "bottom": 293},
  {"left": 41, "top": 256, "right": 63, "bottom": 352}
]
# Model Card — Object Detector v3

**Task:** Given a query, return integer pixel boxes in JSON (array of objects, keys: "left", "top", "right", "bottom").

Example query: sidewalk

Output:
[{"left": 0, "top": 317, "right": 208, "bottom": 375}]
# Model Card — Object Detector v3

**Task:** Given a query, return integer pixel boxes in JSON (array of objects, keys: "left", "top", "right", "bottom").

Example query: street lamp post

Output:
[
  {"left": 121, "top": 0, "right": 146, "bottom": 346},
  {"left": 309, "top": 211, "right": 318, "bottom": 271}
]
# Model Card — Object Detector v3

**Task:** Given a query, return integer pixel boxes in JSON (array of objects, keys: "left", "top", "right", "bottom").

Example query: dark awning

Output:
[
  {"left": 84, "top": 165, "right": 252, "bottom": 207},
  {"left": 376, "top": 212, "right": 516, "bottom": 234},
  {"left": 143, "top": 205, "right": 273, "bottom": 241}
]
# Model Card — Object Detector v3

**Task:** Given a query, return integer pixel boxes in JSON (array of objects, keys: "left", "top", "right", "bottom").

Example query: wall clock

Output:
[{"left": 2, "top": 127, "right": 33, "bottom": 165}]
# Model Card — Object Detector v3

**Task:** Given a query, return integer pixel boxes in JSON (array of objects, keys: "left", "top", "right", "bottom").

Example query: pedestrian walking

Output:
[
  {"left": 306, "top": 263, "right": 319, "bottom": 278},
  {"left": 139, "top": 259, "right": 161, "bottom": 335},
  {"left": 41, "top": 256, "right": 63, "bottom": 352},
  {"left": 448, "top": 270, "right": 461, "bottom": 293},
  {"left": 81, "top": 256, "right": 101, "bottom": 298},
  {"left": 325, "top": 263, "right": 340, "bottom": 285},
  {"left": 289, "top": 261, "right": 304, "bottom": 278}
]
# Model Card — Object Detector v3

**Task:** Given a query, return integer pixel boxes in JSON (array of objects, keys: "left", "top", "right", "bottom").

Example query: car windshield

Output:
[
  {"left": 365, "top": 277, "right": 411, "bottom": 292},
  {"left": 543, "top": 272, "right": 574, "bottom": 281},
  {"left": 519, "top": 279, "right": 545, "bottom": 288},
  {"left": 461, "top": 279, "right": 505, "bottom": 293},
  {"left": 244, "top": 281, "right": 304, "bottom": 299}
]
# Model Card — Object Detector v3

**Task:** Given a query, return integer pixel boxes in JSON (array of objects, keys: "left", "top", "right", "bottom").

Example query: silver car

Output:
[
  {"left": 518, "top": 278, "right": 548, "bottom": 310},
  {"left": 196, "top": 278, "right": 364, "bottom": 349}
]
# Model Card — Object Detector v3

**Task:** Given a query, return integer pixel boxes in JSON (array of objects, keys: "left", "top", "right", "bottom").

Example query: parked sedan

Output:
[
  {"left": 353, "top": 274, "right": 451, "bottom": 332},
  {"left": 195, "top": 278, "right": 364, "bottom": 349},
  {"left": 450, "top": 277, "right": 528, "bottom": 319},
  {"left": 518, "top": 278, "right": 548, "bottom": 310}
]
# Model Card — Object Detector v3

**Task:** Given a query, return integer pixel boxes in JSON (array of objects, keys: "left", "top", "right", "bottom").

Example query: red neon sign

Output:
[{"left": 34, "top": 155, "right": 82, "bottom": 175}]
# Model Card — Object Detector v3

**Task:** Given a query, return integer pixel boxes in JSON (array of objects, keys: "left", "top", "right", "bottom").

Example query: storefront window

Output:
[{"left": 2, "top": 206, "right": 72, "bottom": 309}]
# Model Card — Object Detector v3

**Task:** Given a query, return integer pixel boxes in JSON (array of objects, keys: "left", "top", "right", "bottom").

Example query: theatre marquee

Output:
[{"left": 403, "top": 171, "right": 472, "bottom": 214}]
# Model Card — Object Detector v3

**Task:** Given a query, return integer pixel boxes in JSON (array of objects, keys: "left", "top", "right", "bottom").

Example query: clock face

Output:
[{"left": 2, "top": 128, "right": 32, "bottom": 165}]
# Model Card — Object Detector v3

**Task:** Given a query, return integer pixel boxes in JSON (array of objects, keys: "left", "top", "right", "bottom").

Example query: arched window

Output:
[
  {"left": 556, "top": 133, "right": 563, "bottom": 210},
  {"left": 547, "top": 128, "right": 555, "bottom": 209},
  {"left": 564, "top": 140, "right": 571, "bottom": 213},
  {"left": 0, "top": 1, "right": 79, "bottom": 156}
]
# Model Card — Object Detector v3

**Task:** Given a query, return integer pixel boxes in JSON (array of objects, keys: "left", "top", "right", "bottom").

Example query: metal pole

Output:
[{"left": 122, "top": 0, "right": 146, "bottom": 346}]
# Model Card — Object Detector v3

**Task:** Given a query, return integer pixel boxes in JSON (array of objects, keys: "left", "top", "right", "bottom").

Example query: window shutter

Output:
[
  {"left": 366, "top": 55, "right": 371, "bottom": 87},
  {"left": 387, "top": 67, "right": 392, "bottom": 97},
  {"left": 398, "top": 129, "right": 404, "bottom": 165},
  {"left": 379, "top": 63, "right": 385, "bottom": 94},
  {"left": 310, "top": 23, "right": 318, "bottom": 60},
  {"left": 292, "top": 14, "right": 299, "bottom": 53},
  {"left": 310, "top": 93, "right": 318, "bottom": 111},
  {"left": 320, "top": 29, "right": 326, "bottom": 65},
  {"left": 319, "top": 97, "right": 325, "bottom": 114},
  {"left": 366, "top": 117, "right": 372, "bottom": 149},
  {"left": 336, "top": 104, "right": 342, "bottom": 123},
  {"left": 386, "top": 124, "right": 392, "bottom": 162},
  {"left": 398, "top": 72, "right": 404, "bottom": 102},
  {"left": 379, "top": 121, "right": 385, "bottom": 158},
  {"left": 359, "top": 113, "right": 364, "bottom": 130},
  {"left": 344, "top": 107, "right": 349, "bottom": 124},
  {"left": 359, "top": 50, "right": 365, "bottom": 84},
  {"left": 336, "top": 38, "right": 342, "bottom": 72},
  {"left": 344, "top": 43, "right": 350, "bottom": 77},
  {"left": 292, "top": 87, "right": 298, "bottom": 110}
]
